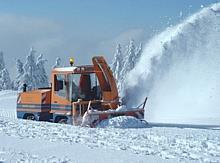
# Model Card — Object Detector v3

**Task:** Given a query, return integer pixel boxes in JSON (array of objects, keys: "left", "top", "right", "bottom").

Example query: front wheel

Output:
[{"left": 58, "top": 119, "right": 67, "bottom": 124}]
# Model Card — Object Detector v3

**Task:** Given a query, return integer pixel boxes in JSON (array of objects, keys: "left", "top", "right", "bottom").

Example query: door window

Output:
[{"left": 54, "top": 74, "right": 68, "bottom": 100}]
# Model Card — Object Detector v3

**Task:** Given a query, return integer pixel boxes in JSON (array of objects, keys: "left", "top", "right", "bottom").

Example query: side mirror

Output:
[{"left": 55, "top": 80, "right": 63, "bottom": 91}]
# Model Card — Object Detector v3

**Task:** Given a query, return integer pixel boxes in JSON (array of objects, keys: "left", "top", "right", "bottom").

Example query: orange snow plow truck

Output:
[{"left": 17, "top": 56, "right": 147, "bottom": 127}]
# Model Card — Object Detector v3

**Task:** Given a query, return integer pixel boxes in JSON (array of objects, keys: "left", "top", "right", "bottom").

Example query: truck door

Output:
[{"left": 51, "top": 73, "right": 72, "bottom": 116}]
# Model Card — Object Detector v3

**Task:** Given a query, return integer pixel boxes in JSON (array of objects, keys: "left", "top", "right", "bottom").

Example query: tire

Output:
[
  {"left": 25, "top": 114, "right": 35, "bottom": 121},
  {"left": 57, "top": 118, "right": 67, "bottom": 124}
]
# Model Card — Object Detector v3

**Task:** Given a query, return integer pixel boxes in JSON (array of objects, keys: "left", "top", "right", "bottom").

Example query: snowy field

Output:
[
  {"left": 0, "top": 90, "right": 17, "bottom": 119},
  {"left": 0, "top": 91, "right": 220, "bottom": 163}
]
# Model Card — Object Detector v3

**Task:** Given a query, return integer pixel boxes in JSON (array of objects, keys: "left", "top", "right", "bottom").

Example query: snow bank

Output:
[
  {"left": 97, "top": 116, "right": 148, "bottom": 128},
  {"left": 115, "top": 105, "right": 127, "bottom": 112}
]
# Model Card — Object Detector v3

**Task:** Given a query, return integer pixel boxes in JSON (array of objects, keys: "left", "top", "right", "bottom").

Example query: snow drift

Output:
[
  {"left": 97, "top": 116, "right": 148, "bottom": 128},
  {"left": 124, "top": 3, "right": 220, "bottom": 124}
]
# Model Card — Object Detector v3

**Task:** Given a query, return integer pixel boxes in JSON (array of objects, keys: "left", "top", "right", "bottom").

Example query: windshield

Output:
[{"left": 68, "top": 73, "right": 101, "bottom": 102}]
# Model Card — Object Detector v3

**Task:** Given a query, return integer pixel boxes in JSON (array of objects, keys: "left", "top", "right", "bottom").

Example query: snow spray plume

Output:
[{"left": 125, "top": 3, "right": 220, "bottom": 124}]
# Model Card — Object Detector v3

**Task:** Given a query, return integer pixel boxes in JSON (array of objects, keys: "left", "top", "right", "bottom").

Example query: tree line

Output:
[
  {"left": 111, "top": 39, "right": 143, "bottom": 96},
  {"left": 0, "top": 39, "right": 143, "bottom": 92},
  {"left": 0, "top": 48, "right": 61, "bottom": 91}
]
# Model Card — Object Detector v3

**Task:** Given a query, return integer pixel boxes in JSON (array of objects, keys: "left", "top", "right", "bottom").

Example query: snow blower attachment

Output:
[{"left": 17, "top": 56, "right": 147, "bottom": 127}]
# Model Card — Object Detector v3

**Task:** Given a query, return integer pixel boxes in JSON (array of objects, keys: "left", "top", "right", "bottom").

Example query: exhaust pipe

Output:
[{"left": 23, "top": 83, "right": 27, "bottom": 92}]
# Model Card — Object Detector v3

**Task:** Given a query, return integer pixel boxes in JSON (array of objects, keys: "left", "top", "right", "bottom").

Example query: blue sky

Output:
[
  {"left": 1, "top": 0, "right": 218, "bottom": 35},
  {"left": 0, "top": 0, "right": 218, "bottom": 76}
]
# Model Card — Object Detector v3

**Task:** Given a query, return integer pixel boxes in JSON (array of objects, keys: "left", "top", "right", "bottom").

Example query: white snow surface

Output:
[
  {"left": 116, "top": 105, "right": 127, "bottom": 112},
  {"left": 0, "top": 91, "right": 220, "bottom": 163},
  {"left": 97, "top": 116, "right": 148, "bottom": 128},
  {"left": 0, "top": 90, "right": 17, "bottom": 119}
]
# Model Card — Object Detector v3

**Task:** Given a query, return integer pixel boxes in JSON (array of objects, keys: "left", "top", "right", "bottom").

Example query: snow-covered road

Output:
[{"left": 0, "top": 91, "right": 220, "bottom": 163}]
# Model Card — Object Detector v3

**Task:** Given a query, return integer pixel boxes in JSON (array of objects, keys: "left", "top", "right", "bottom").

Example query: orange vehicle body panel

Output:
[
  {"left": 17, "top": 89, "right": 51, "bottom": 113},
  {"left": 92, "top": 56, "right": 119, "bottom": 109}
]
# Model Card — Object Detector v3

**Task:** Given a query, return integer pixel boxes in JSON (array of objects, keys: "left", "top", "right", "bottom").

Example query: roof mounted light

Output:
[{"left": 69, "top": 57, "right": 74, "bottom": 66}]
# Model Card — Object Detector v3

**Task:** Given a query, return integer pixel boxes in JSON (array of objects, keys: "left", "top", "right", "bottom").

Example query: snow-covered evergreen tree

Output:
[
  {"left": 0, "top": 52, "right": 11, "bottom": 90},
  {"left": 111, "top": 44, "right": 123, "bottom": 82},
  {"left": 53, "top": 57, "right": 61, "bottom": 68},
  {"left": 22, "top": 47, "right": 37, "bottom": 90},
  {"left": 134, "top": 43, "right": 142, "bottom": 65},
  {"left": 13, "top": 59, "right": 24, "bottom": 90},
  {"left": 123, "top": 39, "right": 136, "bottom": 73},
  {"left": 36, "top": 54, "right": 49, "bottom": 88},
  {"left": 111, "top": 40, "right": 143, "bottom": 98},
  {"left": 0, "top": 68, "right": 11, "bottom": 90},
  {"left": 13, "top": 48, "right": 49, "bottom": 91},
  {"left": 117, "top": 40, "right": 136, "bottom": 95},
  {"left": 0, "top": 51, "right": 5, "bottom": 71}
]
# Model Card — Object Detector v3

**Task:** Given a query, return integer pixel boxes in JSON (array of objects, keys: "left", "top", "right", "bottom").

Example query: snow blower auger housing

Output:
[{"left": 17, "top": 56, "right": 146, "bottom": 127}]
